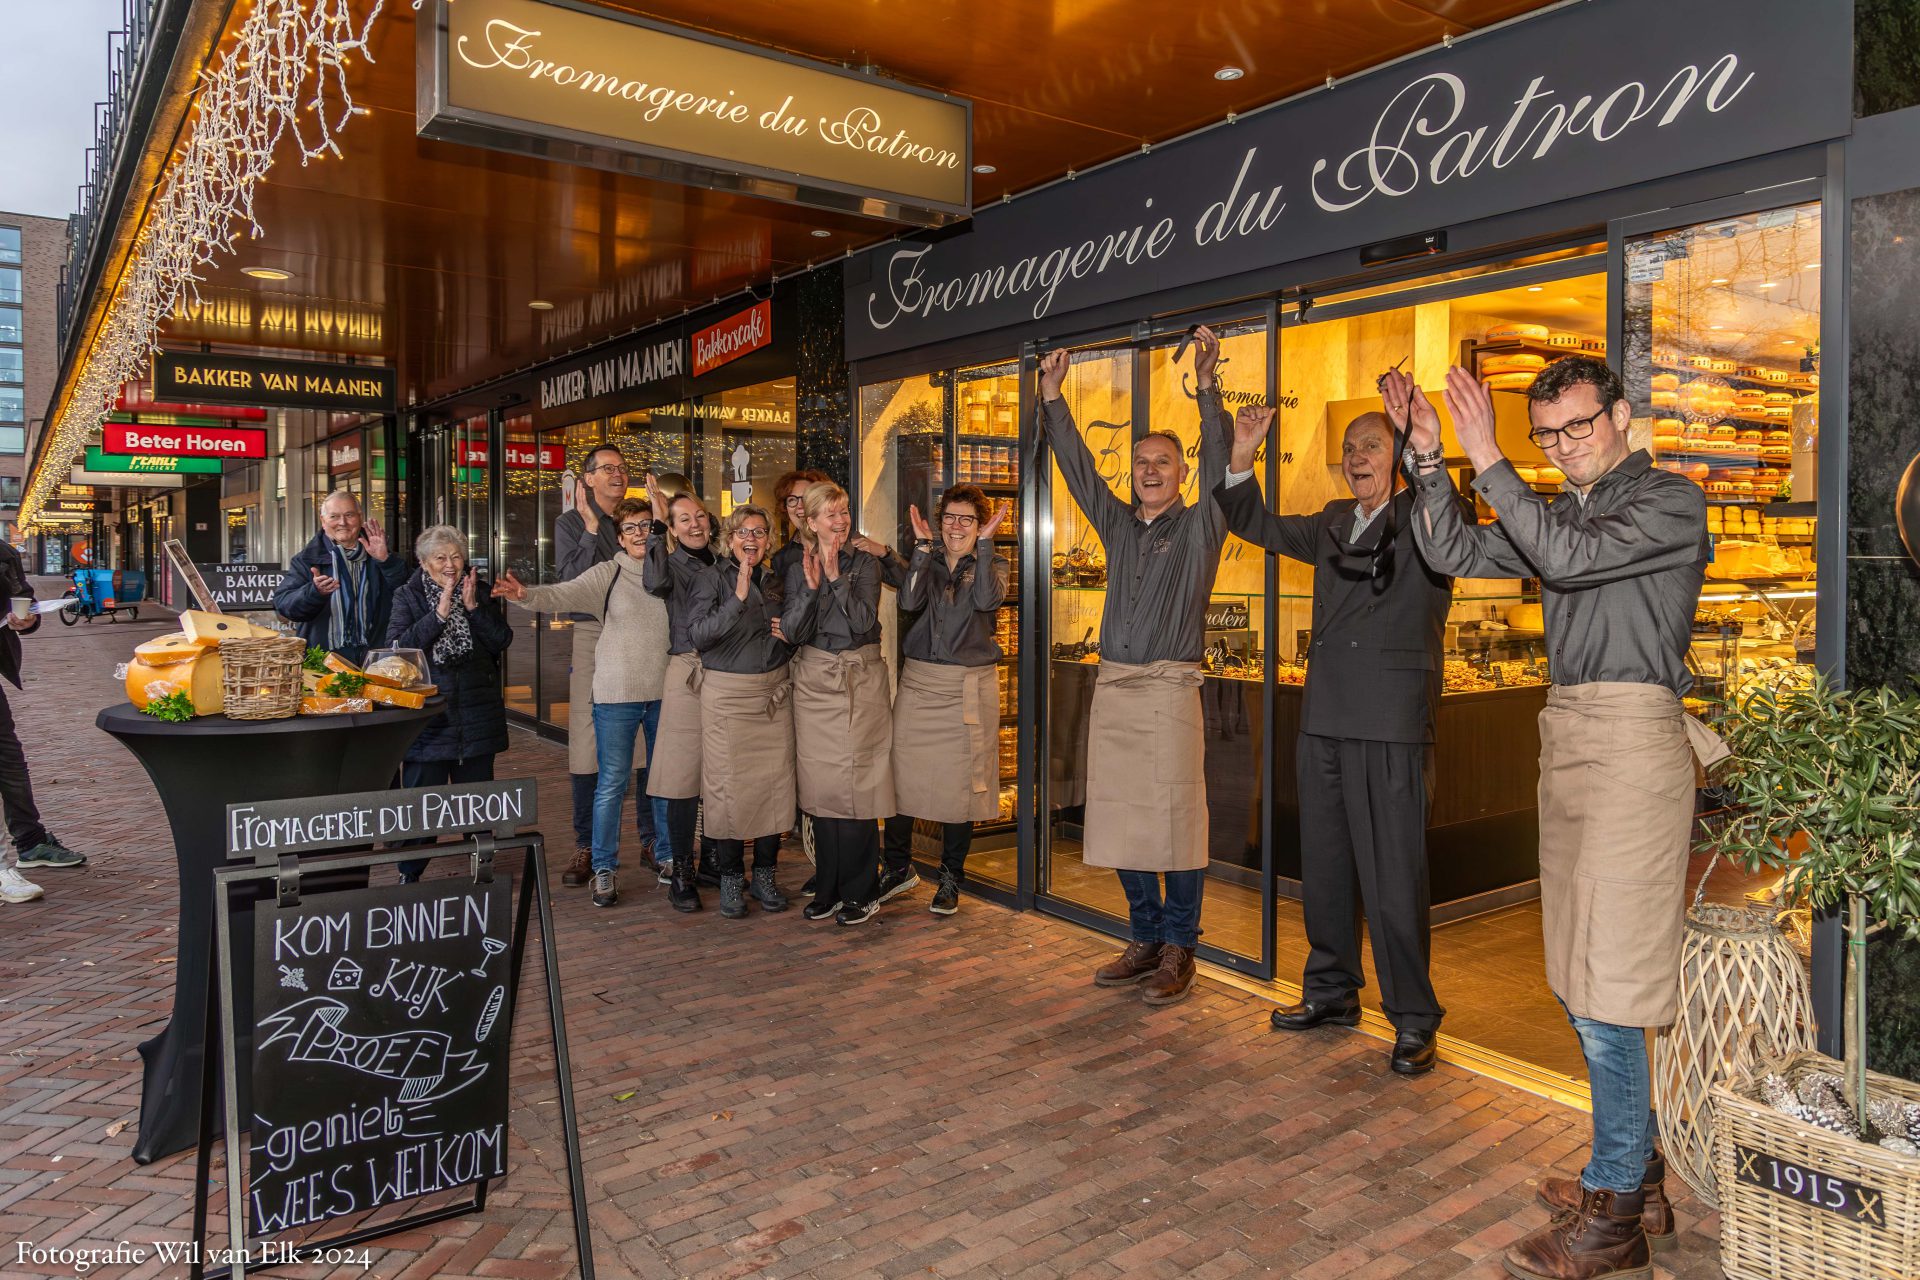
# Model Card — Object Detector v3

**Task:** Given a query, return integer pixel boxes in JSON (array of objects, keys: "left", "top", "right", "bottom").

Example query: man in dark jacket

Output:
[
  {"left": 0, "top": 541, "right": 85, "bottom": 906},
  {"left": 272, "top": 491, "right": 406, "bottom": 666},
  {"left": 1213, "top": 394, "right": 1453, "bottom": 1076}
]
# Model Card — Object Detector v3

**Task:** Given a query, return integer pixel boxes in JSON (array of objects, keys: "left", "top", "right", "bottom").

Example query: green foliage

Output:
[
  {"left": 141, "top": 690, "right": 196, "bottom": 722},
  {"left": 323, "top": 671, "right": 369, "bottom": 698},
  {"left": 302, "top": 646, "right": 329, "bottom": 674},
  {"left": 1708, "top": 672, "right": 1920, "bottom": 940}
]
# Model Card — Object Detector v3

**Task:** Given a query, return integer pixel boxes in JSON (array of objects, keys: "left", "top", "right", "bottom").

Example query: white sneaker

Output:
[{"left": 1, "top": 865, "right": 44, "bottom": 903}]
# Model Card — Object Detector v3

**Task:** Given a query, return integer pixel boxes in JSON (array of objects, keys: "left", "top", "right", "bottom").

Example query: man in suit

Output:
[
  {"left": 0, "top": 541, "right": 85, "bottom": 906},
  {"left": 1213, "top": 390, "right": 1452, "bottom": 1074}
]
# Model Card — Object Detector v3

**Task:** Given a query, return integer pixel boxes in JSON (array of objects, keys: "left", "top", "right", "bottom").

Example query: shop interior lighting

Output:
[
  {"left": 241, "top": 266, "right": 293, "bottom": 280},
  {"left": 528, "top": 299, "right": 554, "bottom": 310},
  {"left": 972, "top": 164, "right": 996, "bottom": 175},
  {"left": 1711, "top": 277, "right": 1730, "bottom": 284},
  {"left": 1525, "top": 286, "right": 1542, "bottom": 292},
  {"left": 1758, "top": 281, "right": 1779, "bottom": 289},
  {"left": 810, "top": 229, "right": 832, "bottom": 238},
  {"left": 1214, "top": 66, "right": 1245, "bottom": 81},
  {"left": 20, "top": 0, "right": 384, "bottom": 531}
]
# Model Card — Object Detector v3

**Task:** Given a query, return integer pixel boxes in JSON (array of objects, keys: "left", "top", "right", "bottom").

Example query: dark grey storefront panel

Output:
[{"left": 844, "top": 0, "right": 1851, "bottom": 362}]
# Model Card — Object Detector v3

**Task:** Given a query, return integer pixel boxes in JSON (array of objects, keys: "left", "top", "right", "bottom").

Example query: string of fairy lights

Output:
[{"left": 21, "top": 0, "right": 387, "bottom": 532}]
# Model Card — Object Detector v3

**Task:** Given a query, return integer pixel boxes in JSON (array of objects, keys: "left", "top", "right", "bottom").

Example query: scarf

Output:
[
  {"left": 421, "top": 576, "right": 473, "bottom": 667},
  {"left": 326, "top": 541, "right": 373, "bottom": 653}
]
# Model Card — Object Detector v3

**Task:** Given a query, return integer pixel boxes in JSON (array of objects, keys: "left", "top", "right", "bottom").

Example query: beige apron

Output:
[
  {"left": 892, "top": 658, "right": 999, "bottom": 824},
  {"left": 565, "top": 618, "right": 646, "bottom": 773},
  {"left": 1536, "top": 682, "right": 1729, "bottom": 1027},
  {"left": 645, "top": 651, "right": 703, "bottom": 800},
  {"left": 792, "top": 644, "right": 895, "bottom": 820},
  {"left": 698, "top": 666, "right": 795, "bottom": 839},
  {"left": 1082, "top": 660, "right": 1208, "bottom": 872}
]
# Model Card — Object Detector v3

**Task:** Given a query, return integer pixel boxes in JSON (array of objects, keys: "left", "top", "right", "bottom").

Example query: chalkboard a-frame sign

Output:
[{"left": 192, "top": 782, "right": 594, "bottom": 1279}]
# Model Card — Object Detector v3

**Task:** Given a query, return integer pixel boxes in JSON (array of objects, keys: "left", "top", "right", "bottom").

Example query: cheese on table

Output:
[
  {"left": 179, "top": 610, "right": 277, "bottom": 643},
  {"left": 125, "top": 643, "right": 224, "bottom": 713}
]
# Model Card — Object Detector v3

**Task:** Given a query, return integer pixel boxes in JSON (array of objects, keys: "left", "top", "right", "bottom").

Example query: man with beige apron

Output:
[
  {"left": 1407, "top": 356, "right": 1726, "bottom": 1280},
  {"left": 1036, "top": 329, "right": 1230, "bottom": 1006},
  {"left": 553, "top": 444, "right": 656, "bottom": 886}
]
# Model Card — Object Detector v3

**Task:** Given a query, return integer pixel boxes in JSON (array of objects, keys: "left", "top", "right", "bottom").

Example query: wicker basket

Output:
[
  {"left": 219, "top": 636, "right": 307, "bottom": 720},
  {"left": 1654, "top": 896, "right": 1814, "bottom": 1205},
  {"left": 1713, "top": 1029, "right": 1920, "bottom": 1280}
]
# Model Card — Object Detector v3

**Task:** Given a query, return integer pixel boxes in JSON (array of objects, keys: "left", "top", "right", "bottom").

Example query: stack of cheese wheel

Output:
[
  {"left": 1481, "top": 352, "right": 1545, "bottom": 391},
  {"left": 1485, "top": 322, "right": 1549, "bottom": 344},
  {"left": 125, "top": 632, "right": 223, "bottom": 713}
]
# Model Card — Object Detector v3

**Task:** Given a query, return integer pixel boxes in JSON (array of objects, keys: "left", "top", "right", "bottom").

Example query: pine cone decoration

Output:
[
  {"left": 1760, "top": 1072, "right": 1799, "bottom": 1110},
  {"left": 1880, "top": 1136, "right": 1920, "bottom": 1157}
]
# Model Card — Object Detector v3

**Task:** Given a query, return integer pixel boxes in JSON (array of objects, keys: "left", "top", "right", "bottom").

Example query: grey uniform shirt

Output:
[
  {"left": 1409, "top": 450, "right": 1708, "bottom": 695},
  {"left": 554, "top": 496, "right": 622, "bottom": 622},
  {"left": 642, "top": 531, "right": 717, "bottom": 656},
  {"left": 900, "top": 539, "right": 1009, "bottom": 666},
  {"left": 685, "top": 556, "right": 790, "bottom": 675},
  {"left": 782, "top": 549, "right": 883, "bottom": 652},
  {"left": 1039, "top": 390, "right": 1230, "bottom": 665}
]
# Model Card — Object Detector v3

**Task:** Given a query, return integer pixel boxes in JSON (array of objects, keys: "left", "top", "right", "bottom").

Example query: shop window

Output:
[
  {"left": 0, "top": 476, "right": 20, "bottom": 505},
  {"left": 689, "top": 378, "right": 797, "bottom": 519},
  {"left": 0, "top": 387, "right": 21, "bottom": 424},
  {"left": 0, "top": 426, "right": 21, "bottom": 454},
  {"left": 0, "top": 267, "right": 18, "bottom": 305},
  {"left": 0, "top": 348, "right": 20, "bottom": 383},
  {"left": 0, "top": 306, "right": 20, "bottom": 343},
  {"left": 452, "top": 415, "right": 491, "bottom": 571},
  {"left": 0, "top": 227, "right": 19, "bottom": 265}
]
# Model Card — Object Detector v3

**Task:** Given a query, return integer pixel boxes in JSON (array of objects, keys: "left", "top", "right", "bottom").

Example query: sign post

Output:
[{"left": 190, "top": 782, "right": 593, "bottom": 1279}]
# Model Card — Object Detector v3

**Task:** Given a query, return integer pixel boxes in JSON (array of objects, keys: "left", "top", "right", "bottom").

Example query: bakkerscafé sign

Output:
[
  {"left": 417, "top": 0, "right": 972, "bottom": 225},
  {"left": 842, "top": 0, "right": 1849, "bottom": 358}
]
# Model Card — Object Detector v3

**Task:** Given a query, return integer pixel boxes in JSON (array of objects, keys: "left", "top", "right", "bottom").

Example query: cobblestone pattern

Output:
[{"left": 0, "top": 598, "right": 1726, "bottom": 1279}]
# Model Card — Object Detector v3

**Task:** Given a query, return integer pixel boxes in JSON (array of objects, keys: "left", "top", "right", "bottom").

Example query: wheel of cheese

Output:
[
  {"left": 1762, "top": 445, "right": 1791, "bottom": 462},
  {"left": 1764, "top": 392, "right": 1794, "bottom": 406},
  {"left": 1710, "top": 423, "right": 1738, "bottom": 440},
  {"left": 1733, "top": 480, "right": 1755, "bottom": 496},
  {"left": 1765, "top": 429, "right": 1791, "bottom": 444},
  {"left": 1685, "top": 354, "right": 1717, "bottom": 369},
  {"left": 1653, "top": 434, "right": 1681, "bottom": 452},
  {"left": 1650, "top": 390, "right": 1678, "bottom": 408},
  {"left": 1485, "top": 323, "right": 1549, "bottom": 343},
  {"left": 1512, "top": 465, "right": 1539, "bottom": 483},
  {"left": 1735, "top": 388, "right": 1767, "bottom": 406},
  {"left": 1481, "top": 353, "right": 1546, "bottom": 376},
  {"left": 1547, "top": 332, "right": 1582, "bottom": 348},
  {"left": 1482, "top": 371, "right": 1536, "bottom": 390},
  {"left": 1506, "top": 603, "right": 1546, "bottom": 631},
  {"left": 1736, "top": 428, "right": 1763, "bottom": 445},
  {"left": 1656, "top": 417, "right": 1685, "bottom": 435},
  {"left": 1683, "top": 462, "right": 1710, "bottom": 481},
  {"left": 1651, "top": 373, "right": 1681, "bottom": 391},
  {"left": 125, "top": 646, "right": 224, "bottom": 714}
]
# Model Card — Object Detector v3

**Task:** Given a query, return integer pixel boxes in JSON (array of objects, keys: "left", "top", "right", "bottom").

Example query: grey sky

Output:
[{"left": 0, "top": 0, "right": 128, "bottom": 218}]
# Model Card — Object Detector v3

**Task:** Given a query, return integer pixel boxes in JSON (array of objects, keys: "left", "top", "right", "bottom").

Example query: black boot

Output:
[
  {"left": 718, "top": 872, "right": 748, "bottom": 919},
  {"left": 750, "top": 865, "right": 789, "bottom": 912},
  {"left": 667, "top": 848, "right": 702, "bottom": 913},
  {"left": 697, "top": 839, "right": 722, "bottom": 888}
]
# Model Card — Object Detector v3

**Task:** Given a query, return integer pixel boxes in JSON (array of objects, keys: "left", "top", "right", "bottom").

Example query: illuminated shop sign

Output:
[
  {"left": 691, "top": 301, "right": 772, "bottom": 377},
  {"left": 103, "top": 423, "right": 269, "bottom": 460},
  {"left": 417, "top": 0, "right": 971, "bottom": 225},
  {"left": 153, "top": 352, "right": 396, "bottom": 412}
]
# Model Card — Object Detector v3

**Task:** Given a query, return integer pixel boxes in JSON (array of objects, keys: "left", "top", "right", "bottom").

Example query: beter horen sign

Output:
[
  {"left": 154, "top": 352, "right": 396, "bottom": 412},
  {"left": 418, "top": 0, "right": 971, "bottom": 226},
  {"left": 842, "top": 0, "right": 1850, "bottom": 360}
]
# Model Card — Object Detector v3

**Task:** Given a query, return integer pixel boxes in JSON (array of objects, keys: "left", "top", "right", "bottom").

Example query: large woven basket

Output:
[
  {"left": 220, "top": 636, "right": 306, "bottom": 720},
  {"left": 1713, "top": 1030, "right": 1920, "bottom": 1280},
  {"left": 1654, "top": 897, "right": 1814, "bottom": 1205}
]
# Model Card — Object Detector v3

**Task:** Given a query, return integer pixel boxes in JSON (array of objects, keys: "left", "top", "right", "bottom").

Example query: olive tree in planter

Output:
[{"left": 1708, "top": 672, "right": 1920, "bottom": 1132}]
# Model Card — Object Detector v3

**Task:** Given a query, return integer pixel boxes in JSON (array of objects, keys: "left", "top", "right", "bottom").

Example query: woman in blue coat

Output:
[{"left": 389, "top": 524, "right": 513, "bottom": 881}]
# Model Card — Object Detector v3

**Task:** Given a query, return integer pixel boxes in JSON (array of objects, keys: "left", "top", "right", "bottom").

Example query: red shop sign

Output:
[
  {"left": 114, "top": 391, "right": 268, "bottom": 421},
  {"left": 458, "top": 441, "right": 565, "bottom": 470},
  {"left": 103, "top": 422, "right": 268, "bottom": 459},
  {"left": 691, "top": 299, "right": 772, "bottom": 377}
]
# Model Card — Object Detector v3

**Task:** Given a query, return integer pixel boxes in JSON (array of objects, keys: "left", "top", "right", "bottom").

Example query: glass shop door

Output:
[{"left": 1031, "top": 310, "right": 1277, "bottom": 979}]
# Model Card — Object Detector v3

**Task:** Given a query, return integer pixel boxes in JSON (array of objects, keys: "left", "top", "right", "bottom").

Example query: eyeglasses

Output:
[
  {"left": 1529, "top": 405, "right": 1613, "bottom": 450},
  {"left": 588, "top": 462, "right": 628, "bottom": 475},
  {"left": 940, "top": 513, "right": 978, "bottom": 527},
  {"left": 734, "top": 528, "right": 769, "bottom": 540},
  {"left": 618, "top": 522, "right": 647, "bottom": 536},
  {"left": 783, "top": 495, "right": 808, "bottom": 507}
]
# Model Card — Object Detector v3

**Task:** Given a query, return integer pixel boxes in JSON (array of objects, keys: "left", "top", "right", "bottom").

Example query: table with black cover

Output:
[{"left": 97, "top": 700, "right": 440, "bottom": 1164}]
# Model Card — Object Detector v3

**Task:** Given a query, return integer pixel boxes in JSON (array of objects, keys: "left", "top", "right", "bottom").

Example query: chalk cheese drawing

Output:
[{"left": 328, "top": 957, "right": 364, "bottom": 991}]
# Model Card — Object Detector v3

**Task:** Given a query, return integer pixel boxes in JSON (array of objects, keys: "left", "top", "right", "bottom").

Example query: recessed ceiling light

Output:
[
  {"left": 1758, "top": 281, "right": 1779, "bottom": 289},
  {"left": 1782, "top": 338, "right": 1798, "bottom": 344},
  {"left": 528, "top": 299, "right": 554, "bottom": 311},
  {"left": 1805, "top": 261, "right": 1821, "bottom": 269},
  {"left": 1710, "top": 277, "right": 1729, "bottom": 285},
  {"left": 1709, "top": 325, "right": 1724, "bottom": 330},
  {"left": 810, "top": 228, "right": 831, "bottom": 238},
  {"left": 972, "top": 163, "right": 996, "bottom": 175},
  {"left": 1214, "top": 66, "right": 1244, "bottom": 81},
  {"left": 1525, "top": 286, "right": 1542, "bottom": 292},
  {"left": 241, "top": 266, "right": 291, "bottom": 280}
]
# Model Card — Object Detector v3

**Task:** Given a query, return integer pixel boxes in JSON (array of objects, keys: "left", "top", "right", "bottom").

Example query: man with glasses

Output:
[
  {"left": 1213, "top": 393, "right": 1454, "bottom": 1076},
  {"left": 554, "top": 445, "right": 666, "bottom": 890},
  {"left": 1400, "top": 355, "right": 1721, "bottom": 1280}
]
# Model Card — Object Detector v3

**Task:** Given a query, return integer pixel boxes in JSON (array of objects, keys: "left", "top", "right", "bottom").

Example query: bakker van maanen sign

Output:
[
  {"left": 152, "top": 352, "right": 397, "bottom": 413},
  {"left": 415, "top": 0, "right": 971, "bottom": 226}
]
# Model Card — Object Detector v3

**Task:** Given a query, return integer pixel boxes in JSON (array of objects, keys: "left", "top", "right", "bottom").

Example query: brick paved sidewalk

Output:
[{"left": 0, "top": 613, "right": 1726, "bottom": 1279}]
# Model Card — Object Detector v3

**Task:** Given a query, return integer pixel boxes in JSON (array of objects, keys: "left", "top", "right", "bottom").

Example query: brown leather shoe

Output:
[
  {"left": 561, "top": 847, "right": 593, "bottom": 887},
  {"left": 1503, "top": 1186, "right": 1651, "bottom": 1280},
  {"left": 1536, "top": 1153, "right": 1675, "bottom": 1253},
  {"left": 1094, "top": 940, "right": 1163, "bottom": 986},
  {"left": 1140, "top": 944, "right": 1196, "bottom": 1005}
]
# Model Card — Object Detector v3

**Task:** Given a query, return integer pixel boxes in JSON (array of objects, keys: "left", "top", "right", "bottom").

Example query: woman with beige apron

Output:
[
  {"left": 685, "top": 504, "right": 795, "bottom": 920},
  {"left": 877, "top": 485, "right": 1010, "bottom": 916},
  {"left": 641, "top": 478, "right": 732, "bottom": 914},
  {"left": 782, "top": 481, "right": 894, "bottom": 926}
]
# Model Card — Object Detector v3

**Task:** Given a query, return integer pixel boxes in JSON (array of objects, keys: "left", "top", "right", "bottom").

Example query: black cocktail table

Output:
[{"left": 97, "top": 700, "right": 439, "bottom": 1163}]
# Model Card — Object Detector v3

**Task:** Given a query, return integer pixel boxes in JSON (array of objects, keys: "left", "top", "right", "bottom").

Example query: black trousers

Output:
[
  {"left": 712, "top": 834, "right": 778, "bottom": 875},
  {"left": 395, "top": 756, "right": 496, "bottom": 878},
  {"left": 813, "top": 816, "right": 879, "bottom": 908},
  {"left": 0, "top": 686, "right": 48, "bottom": 855},
  {"left": 664, "top": 797, "right": 700, "bottom": 870},
  {"left": 1296, "top": 733, "right": 1444, "bottom": 1033},
  {"left": 881, "top": 812, "right": 971, "bottom": 877}
]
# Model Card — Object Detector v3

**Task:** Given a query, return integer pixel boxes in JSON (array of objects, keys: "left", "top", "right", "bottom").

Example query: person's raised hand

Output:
[
  {"left": 1037, "top": 349, "right": 1069, "bottom": 402},
  {"left": 494, "top": 569, "right": 527, "bottom": 601},
  {"left": 1441, "top": 366, "right": 1500, "bottom": 466},
  {"left": 646, "top": 473, "right": 666, "bottom": 522},
  {"left": 574, "top": 478, "right": 598, "bottom": 533},
  {"left": 361, "top": 520, "right": 389, "bottom": 561},
  {"left": 1192, "top": 325, "right": 1221, "bottom": 387},
  {"left": 979, "top": 499, "right": 1007, "bottom": 539},
  {"left": 908, "top": 504, "right": 933, "bottom": 542},
  {"left": 801, "top": 548, "right": 822, "bottom": 590},
  {"left": 310, "top": 566, "right": 340, "bottom": 596},
  {"left": 460, "top": 568, "right": 479, "bottom": 611},
  {"left": 850, "top": 533, "right": 890, "bottom": 560},
  {"left": 1233, "top": 405, "right": 1274, "bottom": 452}
]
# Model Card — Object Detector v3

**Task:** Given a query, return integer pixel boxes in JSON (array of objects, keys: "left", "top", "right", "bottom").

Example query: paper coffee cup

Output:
[{"left": 9, "top": 598, "right": 30, "bottom": 621}]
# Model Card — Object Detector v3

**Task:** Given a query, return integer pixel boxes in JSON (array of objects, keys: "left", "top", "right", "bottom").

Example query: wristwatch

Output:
[{"left": 1403, "top": 448, "right": 1444, "bottom": 477}]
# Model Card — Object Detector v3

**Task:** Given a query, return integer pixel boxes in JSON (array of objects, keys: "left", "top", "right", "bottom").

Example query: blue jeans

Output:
[
  {"left": 590, "top": 701, "right": 667, "bottom": 873},
  {"left": 1567, "top": 1008, "right": 1659, "bottom": 1193},
  {"left": 1116, "top": 869, "right": 1204, "bottom": 949},
  {"left": 571, "top": 771, "right": 661, "bottom": 853}
]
